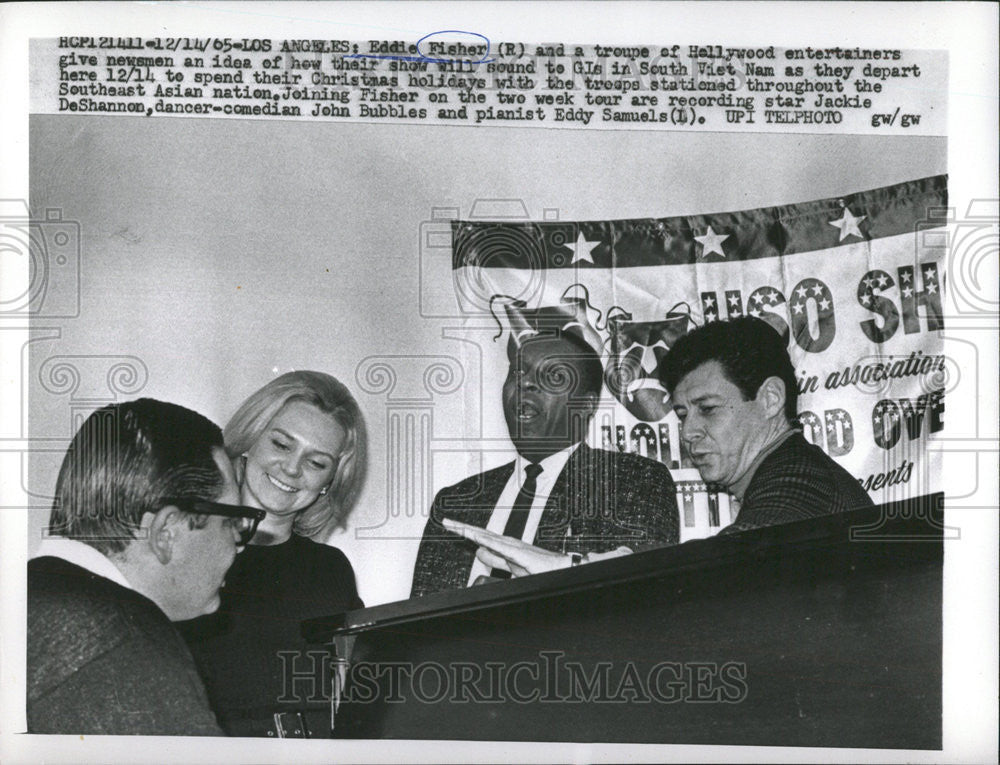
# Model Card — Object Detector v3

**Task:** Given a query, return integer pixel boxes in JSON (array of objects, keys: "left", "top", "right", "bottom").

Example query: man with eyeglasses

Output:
[{"left": 27, "top": 398, "right": 264, "bottom": 735}]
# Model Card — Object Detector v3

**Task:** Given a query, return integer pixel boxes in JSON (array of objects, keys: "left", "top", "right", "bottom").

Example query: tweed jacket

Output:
[
  {"left": 27, "top": 556, "right": 223, "bottom": 736},
  {"left": 720, "top": 432, "right": 874, "bottom": 535},
  {"left": 410, "top": 444, "right": 679, "bottom": 597}
]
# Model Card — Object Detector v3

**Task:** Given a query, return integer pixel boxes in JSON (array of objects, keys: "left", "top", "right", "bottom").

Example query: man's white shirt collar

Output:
[
  {"left": 33, "top": 537, "right": 134, "bottom": 591},
  {"left": 515, "top": 441, "right": 579, "bottom": 486},
  {"left": 465, "top": 442, "right": 582, "bottom": 587}
]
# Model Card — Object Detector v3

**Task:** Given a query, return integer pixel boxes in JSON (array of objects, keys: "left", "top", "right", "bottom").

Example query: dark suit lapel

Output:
[
  {"left": 533, "top": 444, "right": 592, "bottom": 548},
  {"left": 473, "top": 462, "right": 516, "bottom": 529},
  {"left": 418, "top": 462, "right": 517, "bottom": 595},
  {"left": 438, "top": 462, "right": 516, "bottom": 531},
  {"left": 536, "top": 444, "right": 642, "bottom": 549}
]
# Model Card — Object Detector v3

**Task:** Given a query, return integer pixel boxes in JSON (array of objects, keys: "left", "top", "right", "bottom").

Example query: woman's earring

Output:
[{"left": 319, "top": 486, "right": 329, "bottom": 496}]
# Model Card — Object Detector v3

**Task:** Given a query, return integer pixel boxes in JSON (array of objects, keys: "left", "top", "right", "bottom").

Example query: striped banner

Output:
[{"left": 451, "top": 175, "right": 947, "bottom": 541}]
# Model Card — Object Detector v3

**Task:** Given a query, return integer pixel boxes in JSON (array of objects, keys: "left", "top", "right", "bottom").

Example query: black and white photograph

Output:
[{"left": 1, "top": 3, "right": 996, "bottom": 763}]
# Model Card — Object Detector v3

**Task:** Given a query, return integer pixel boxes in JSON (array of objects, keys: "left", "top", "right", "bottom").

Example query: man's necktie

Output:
[{"left": 491, "top": 462, "right": 543, "bottom": 580}]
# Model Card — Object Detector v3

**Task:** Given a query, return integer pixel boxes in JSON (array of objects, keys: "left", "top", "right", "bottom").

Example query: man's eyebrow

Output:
[{"left": 686, "top": 392, "right": 722, "bottom": 405}]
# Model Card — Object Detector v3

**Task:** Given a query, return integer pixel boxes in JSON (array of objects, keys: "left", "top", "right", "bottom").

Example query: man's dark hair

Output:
[
  {"left": 48, "top": 398, "right": 225, "bottom": 555},
  {"left": 510, "top": 330, "right": 604, "bottom": 400},
  {"left": 661, "top": 317, "right": 799, "bottom": 422}
]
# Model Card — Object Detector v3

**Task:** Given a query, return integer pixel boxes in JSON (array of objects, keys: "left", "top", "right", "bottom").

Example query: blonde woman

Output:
[{"left": 181, "top": 371, "right": 366, "bottom": 738}]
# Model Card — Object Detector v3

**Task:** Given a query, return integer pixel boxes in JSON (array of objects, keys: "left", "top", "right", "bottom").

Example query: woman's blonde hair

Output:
[{"left": 224, "top": 370, "right": 366, "bottom": 540}]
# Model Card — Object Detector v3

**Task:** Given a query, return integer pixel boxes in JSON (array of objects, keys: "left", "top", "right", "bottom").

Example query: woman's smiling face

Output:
[{"left": 241, "top": 399, "right": 345, "bottom": 516}]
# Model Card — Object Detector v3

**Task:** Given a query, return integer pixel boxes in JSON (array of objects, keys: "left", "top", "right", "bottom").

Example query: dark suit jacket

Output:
[
  {"left": 27, "top": 556, "right": 223, "bottom": 735},
  {"left": 720, "top": 432, "right": 874, "bottom": 535},
  {"left": 410, "top": 444, "right": 679, "bottom": 597}
]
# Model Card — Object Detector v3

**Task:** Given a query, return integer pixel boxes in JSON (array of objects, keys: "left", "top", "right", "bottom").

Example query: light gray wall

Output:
[{"left": 28, "top": 115, "right": 945, "bottom": 604}]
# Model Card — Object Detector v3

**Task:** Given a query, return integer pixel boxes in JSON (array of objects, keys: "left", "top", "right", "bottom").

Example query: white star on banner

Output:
[
  {"left": 695, "top": 226, "right": 729, "bottom": 258},
  {"left": 564, "top": 231, "right": 601, "bottom": 264},
  {"left": 903, "top": 287, "right": 913, "bottom": 298},
  {"left": 927, "top": 282, "right": 938, "bottom": 294},
  {"left": 901, "top": 271, "right": 912, "bottom": 283},
  {"left": 703, "top": 295, "right": 716, "bottom": 309},
  {"left": 819, "top": 297, "right": 831, "bottom": 310},
  {"left": 829, "top": 207, "right": 866, "bottom": 241}
]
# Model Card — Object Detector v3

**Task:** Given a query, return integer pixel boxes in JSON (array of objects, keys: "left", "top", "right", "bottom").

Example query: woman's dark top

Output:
[{"left": 179, "top": 534, "right": 362, "bottom": 738}]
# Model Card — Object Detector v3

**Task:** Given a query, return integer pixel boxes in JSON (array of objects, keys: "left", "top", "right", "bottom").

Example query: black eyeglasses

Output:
[{"left": 163, "top": 498, "right": 267, "bottom": 546}]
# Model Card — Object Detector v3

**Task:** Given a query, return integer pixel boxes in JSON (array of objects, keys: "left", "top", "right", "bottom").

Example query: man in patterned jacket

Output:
[
  {"left": 662, "top": 317, "right": 873, "bottom": 534},
  {"left": 410, "top": 330, "right": 679, "bottom": 597}
]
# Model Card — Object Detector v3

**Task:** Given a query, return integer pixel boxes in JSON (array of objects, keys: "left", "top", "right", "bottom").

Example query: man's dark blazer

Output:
[
  {"left": 410, "top": 444, "right": 679, "bottom": 597},
  {"left": 720, "top": 432, "right": 874, "bottom": 535},
  {"left": 27, "top": 555, "right": 223, "bottom": 735}
]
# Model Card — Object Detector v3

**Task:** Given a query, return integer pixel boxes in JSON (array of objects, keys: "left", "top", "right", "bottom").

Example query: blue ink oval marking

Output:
[
  {"left": 416, "top": 30, "right": 494, "bottom": 64},
  {"left": 345, "top": 30, "right": 494, "bottom": 64}
]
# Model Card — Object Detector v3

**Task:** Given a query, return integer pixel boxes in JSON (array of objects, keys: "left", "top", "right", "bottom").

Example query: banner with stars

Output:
[{"left": 451, "top": 175, "right": 947, "bottom": 541}]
